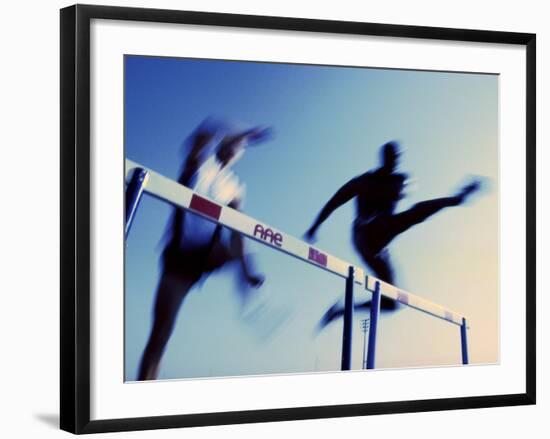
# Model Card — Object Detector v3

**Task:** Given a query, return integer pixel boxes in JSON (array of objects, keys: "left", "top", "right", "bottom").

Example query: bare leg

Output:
[
  {"left": 355, "top": 249, "right": 399, "bottom": 311},
  {"left": 389, "top": 197, "right": 459, "bottom": 236},
  {"left": 137, "top": 272, "right": 196, "bottom": 380},
  {"left": 363, "top": 249, "right": 395, "bottom": 285},
  {"left": 390, "top": 181, "right": 481, "bottom": 238}
]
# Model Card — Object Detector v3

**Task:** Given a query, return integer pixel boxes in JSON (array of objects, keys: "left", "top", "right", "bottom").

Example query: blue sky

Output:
[{"left": 124, "top": 55, "right": 498, "bottom": 381}]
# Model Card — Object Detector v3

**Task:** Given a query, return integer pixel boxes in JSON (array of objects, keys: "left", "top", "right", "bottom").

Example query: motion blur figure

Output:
[
  {"left": 138, "top": 118, "right": 272, "bottom": 381},
  {"left": 305, "top": 141, "right": 481, "bottom": 328}
]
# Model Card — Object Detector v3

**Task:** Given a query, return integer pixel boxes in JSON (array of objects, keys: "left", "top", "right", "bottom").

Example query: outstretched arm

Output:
[{"left": 305, "top": 178, "right": 359, "bottom": 241}]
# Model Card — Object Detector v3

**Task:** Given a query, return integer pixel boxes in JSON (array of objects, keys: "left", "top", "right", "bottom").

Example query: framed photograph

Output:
[{"left": 60, "top": 4, "right": 536, "bottom": 434}]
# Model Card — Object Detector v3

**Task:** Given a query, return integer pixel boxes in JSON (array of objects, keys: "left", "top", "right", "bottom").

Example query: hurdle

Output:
[{"left": 125, "top": 159, "right": 470, "bottom": 370}]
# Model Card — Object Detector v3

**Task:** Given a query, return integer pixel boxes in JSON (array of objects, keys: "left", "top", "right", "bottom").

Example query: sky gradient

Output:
[{"left": 124, "top": 55, "right": 499, "bottom": 381}]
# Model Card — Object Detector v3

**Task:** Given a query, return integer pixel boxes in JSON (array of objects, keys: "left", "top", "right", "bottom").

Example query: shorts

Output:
[{"left": 353, "top": 215, "right": 396, "bottom": 256}]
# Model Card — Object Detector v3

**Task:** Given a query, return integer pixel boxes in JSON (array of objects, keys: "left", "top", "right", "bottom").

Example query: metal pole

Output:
[
  {"left": 125, "top": 168, "right": 149, "bottom": 238},
  {"left": 460, "top": 317, "right": 469, "bottom": 365},
  {"left": 366, "top": 280, "right": 381, "bottom": 369},
  {"left": 341, "top": 266, "right": 355, "bottom": 371}
]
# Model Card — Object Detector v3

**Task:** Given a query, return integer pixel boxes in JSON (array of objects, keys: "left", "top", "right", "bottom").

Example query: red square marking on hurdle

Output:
[
  {"left": 397, "top": 292, "right": 409, "bottom": 305},
  {"left": 190, "top": 194, "right": 222, "bottom": 220},
  {"left": 308, "top": 247, "right": 327, "bottom": 267}
]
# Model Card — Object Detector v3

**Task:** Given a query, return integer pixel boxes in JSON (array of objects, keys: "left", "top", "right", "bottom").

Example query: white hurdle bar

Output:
[{"left": 125, "top": 159, "right": 470, "bottom": 370}]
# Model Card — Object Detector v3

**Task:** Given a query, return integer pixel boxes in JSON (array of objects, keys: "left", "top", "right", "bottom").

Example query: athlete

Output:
[
  {"left": 304, "top": 141, "right": 481, "bottom": 327},
  {"left": 137, "top": 118, "right": 272, "bottom": 380}
]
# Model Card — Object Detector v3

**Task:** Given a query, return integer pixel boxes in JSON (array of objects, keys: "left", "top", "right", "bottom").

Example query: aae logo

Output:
[{"left": 253, "top": 224, "right": 283, "bottom": 247}]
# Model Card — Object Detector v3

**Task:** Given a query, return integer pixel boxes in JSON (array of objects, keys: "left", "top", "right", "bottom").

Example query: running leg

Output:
[
  {"left": 137, "top": 272, "right": 196, "bottom": 380},
  {"left": 390, "top": 181, "right": 481, "bottom": 237},
  {"left": 392, "top": 197, "right": 460, "bottom": 234},
  {"left": 318, "top": 251, "right": 397, "bottom": 329},
  {"left": 355, "top": 250, "right": 399, "bottom": 312}
]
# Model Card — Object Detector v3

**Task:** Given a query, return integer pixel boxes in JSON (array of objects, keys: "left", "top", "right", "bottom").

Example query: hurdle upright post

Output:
[
  {"left": 460, "top": 317, "right": 469, "bottom": 365},
  {"left": 366, "top": 280, "right": 381, "bottom": 369},
  {"left": 125, "top": 167, "right": 149, "bottom": 238},
  {"left": 341, "top": 266, "right": 355, "bottom": 371}
]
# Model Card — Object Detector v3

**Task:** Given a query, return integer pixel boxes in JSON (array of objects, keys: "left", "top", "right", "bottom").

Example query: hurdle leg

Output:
[
  {"left": 125, "top": 168, "right": 149, "bottom": 238},
  {"left": 460, "top": 317, "right": 469, "bottom": 365},
  {"left": 366, "top": 280, "right": 381, "bottom": 369},
  {"left": 341, "top": 266, "right": 355, "bottom": 371}
]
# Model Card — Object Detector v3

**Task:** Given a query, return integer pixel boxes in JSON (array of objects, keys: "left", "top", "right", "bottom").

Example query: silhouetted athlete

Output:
[
  {"left": 138, "top": 118, "right": 271, "bottom": 380},
  {"left": 305, "top": 141, "right": 480, "bottom": 328}
]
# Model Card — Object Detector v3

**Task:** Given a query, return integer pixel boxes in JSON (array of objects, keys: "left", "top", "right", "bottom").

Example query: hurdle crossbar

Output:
[
  {"left": 126, "top": 159, "right": 365, "bottom": 285},
  {"left": 125, "top": 158, "right": 470, "bottom": 369}
]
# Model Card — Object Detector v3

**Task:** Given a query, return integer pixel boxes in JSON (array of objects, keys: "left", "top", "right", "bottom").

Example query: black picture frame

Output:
[{"left": 60, "top": 4, "right": 536, "bottom": 434}]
